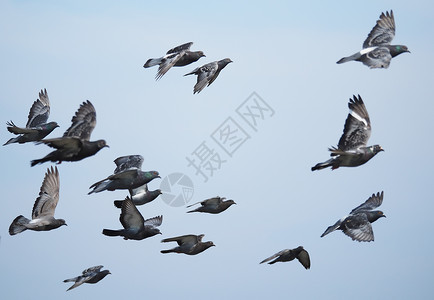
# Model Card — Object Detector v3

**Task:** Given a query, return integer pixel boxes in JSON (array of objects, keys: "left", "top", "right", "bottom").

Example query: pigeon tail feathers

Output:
[
  {"left": 102, "top": 229, "right": 122, "bottom": 237},
  {"left": 144, "top": 58, "right": 162, "bottom": 68},
  {"left": 9, "top": 215, "right": 30, "bottom": 235}
]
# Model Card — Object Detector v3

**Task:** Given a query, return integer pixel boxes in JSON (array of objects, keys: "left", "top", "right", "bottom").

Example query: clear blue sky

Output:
[{"left": 1, "top": 1, "right": 433, "bottom": 299}]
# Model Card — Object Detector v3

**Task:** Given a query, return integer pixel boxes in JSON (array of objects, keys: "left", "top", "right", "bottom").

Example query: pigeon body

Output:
[
  {"left": 260, "top": 246, "right": 311, "bottom": 269},
  {"left": 63, "top": 265, "right": 111, "bottom": 291},
  {"left": 102, "top": 197, "right": 162, "bottom": 240},
  {"left": 337, "top": 10, "right": 409, "bottom": 68},
  {"left": 321, "top": 191, "right": 386, "bottom": 242},
  {"left": 114, "top": 185, "right": 162, "bottom": 208},
  {"left": 184, "top": 58, "right": 232, "bottom": 94},
  {"left": 161, "top": 234, "right": 215, "bottom": 255},
  {"left": 144, "top": 42, "right": 205, "bottom": 80},
  {"left": 186, "top": 196, "right": 236, "bottom": 214},
  {"left": 88, "top": 169, "right": 160, "bottom": 195},
  {"left": 4, "top": 89, "right": 58, "bottom": 145},
  {"left": 31, "top": 101, "right": 108, "bottom": 166},
  {"left": 9, "top": 166, "right": 66, "bottom": 235},
  {"left": 311, "top": 95, "right": 383, "bottom": 171}
]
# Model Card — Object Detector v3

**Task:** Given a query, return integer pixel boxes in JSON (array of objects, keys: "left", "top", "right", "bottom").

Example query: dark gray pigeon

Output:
[
  {"left": 337, "top": 10, "right": 409, "bottom": 68},
  {"left": 102, "top": 197, "right": 162, "bottom": 240},
  {"left": 144, "top": 42, "right": 205, "bottom": 80},
  {"left": 114, "top": 185, "right": 162, "bottom": 208},
  {"left": 161, "top": 234, "right": 215, "bottom": 255},
  {"left": 186, "top": 196, "right": 236, "bottom": 214},
  {"left": 260, "top": 246, "right": 311, "bottom": 269},
  {"left": 63, "top": 265, "right": 111, "bottom": 291},
  {"left": 4, "top": 89, "right": 58, "bottom": 146},
  {"left": 88, "top": 169, "right": 160, "bottom": 195},
  {"left": 31, "top": 100, "right": 108, "bottom": 166},
  {"left": 321, "top": 191, "right": 386, "bottom": 242},
  {"left": 9, "top": 166, "right": 66, "bottom": 235},
  {"left": 312, "top": 95, "right": 383, "bottom": 171},
  {"left": 184, "top": 58, "right": 232, "bottom": 94}
]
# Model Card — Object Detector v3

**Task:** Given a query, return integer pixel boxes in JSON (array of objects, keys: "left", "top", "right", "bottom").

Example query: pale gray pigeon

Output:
[
  {"left": 161, "top": 234, "right": 215, "bottom": 255},
  {"left": 9, "top": 166, "right": 66, "bottom": 235},
  {"left": 144, "top": 42, "right": 205, "bottom": 80},
  {"left": 321, "top": 191, "right": 386, "bottom": 242},
  {"left": 184, "top": 58, "right": 232, "bottom": 94},
  {"left": 312, "top": 95, "right": 383, "bottom": 171},
  {"left": 114, "top": 185, "right": 162, "bottom": 208},
  {"left": 63, "top": 265, "right": 111, "bottom": 291},
  {"left": 31, "top": 100, "right": 108, "bottom": 166},
  {"left": 4, "top": 89, "right": 58, "bottom": 145},
  {"left": 337, "top": 10, "right": 409, "bottom": 68},
  {"left": 102, "top": 197, "right": 162, "bottom": 240},
  {"left": 186, "top": 196, "right": 236, "bottom": 214},
  {"left": 260, "top": 246, "right": 311, "bottom": 269}
]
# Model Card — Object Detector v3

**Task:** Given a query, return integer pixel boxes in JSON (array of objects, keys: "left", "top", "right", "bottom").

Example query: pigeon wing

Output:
[
  {"left": 143, "top": 215, "right": 163, "bottom": 227},
  {"left": 194, "top": 62, "right": 218, "bottom": 93},
  {"left": 26, "top": 89, "right": 50, "bottom": 128},
  {"left": 342, "top": 214, "right": 374, "bottom": 242},
  {"left": 120, "top": 197, "right": 145, "bottom": 230},
  {"left": 166, "top": 42, "right": 193, "bottom": 54},
  {"left": 155, "top": 52, "right": 184, "bottom": 80},
  {"left": 82, "top": 265, "right": 103, "bottom": 275},
  {"left": 360, "top": 47, "right": 392, "bottom": 68},
  {"left": 63, "top": 100, "right": 96, "bottom": 140},
  {"left": 363, "top": 10, "right": 395, "bottom": 48},
  {"left": 296, "top": 249, "right": 311, "bottom": 269},
  {"left": 113, "top": 155, "right": 144, "bottom": 174},
  {"left": 32, "top": 166, "right": 60, "bottom": 219},
  {"left": 337, "top": 95, "right": 371, "bottom": 151},
  {"left": 259, "top": 249, "right": 288, "bottom": 264},
  {"left": 350, "top": 191, "right": 384, "bottom": 214},
  {"left": 161, "top": 234, "right": 201, "bottom": 246}
]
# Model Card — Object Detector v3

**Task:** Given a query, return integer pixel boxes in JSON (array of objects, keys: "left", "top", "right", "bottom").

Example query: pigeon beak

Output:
[
  {"left": 382, "top": 215, "right": 387, "bottom": 218},
  {"left": 380, "top": 147, "right": 384, "bottom": 152}
]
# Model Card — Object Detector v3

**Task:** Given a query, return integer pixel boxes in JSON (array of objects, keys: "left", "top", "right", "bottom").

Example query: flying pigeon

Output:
[
  {"left": 184, "top": 58, "right": 232, "bottom": 94},
  {"left": 260, "top": 246, "right": 311, "bottom": 269},
  {"left": 144, "top": 42, "right": 206, "bottom": 80},
  {"left": 9, "top": 166, "right": 66, "bottom": 235},
  {"left": 31, "top": 100, "right": 108, "bottom": 166},
  {"left": 114, "top": 185, "right": 162, "bottom": 208},
  {"left": 186, "top": 196, "right": 236, "bottom": 214},
  {"left": 321, "top": 191, "right": 386, "bottom": 242},
  {"left": 88, "top": 169, "right": 160, "bottom": 195},
  {"left": 161, "top": 234, "right": 215, "bottom": 255},
  {"left": 311, "top": 95, "right": 383, "bottom": 171},
  {"left": 4, "top": 89, "right": 58, "bottom": 146},
  {"left": 63, "top": 265, "right": 111, "bottom": 291},
  {"left": 102, "top": 197, "right": 162, "bottom": 240},
  {"left": 337, "top": 10, "right": 409, "bottom": 68}
]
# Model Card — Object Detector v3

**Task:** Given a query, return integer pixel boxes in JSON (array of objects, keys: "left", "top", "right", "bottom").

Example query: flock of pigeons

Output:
[{"left": 4, "top": 10, "right": 409, "bottom": 290}]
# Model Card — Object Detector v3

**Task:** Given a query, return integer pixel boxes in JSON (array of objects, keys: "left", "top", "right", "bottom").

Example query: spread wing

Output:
[
  {"left": 166, "top": 42, "right": 193, "bottom": 54},
  {"left": 350, "top": 191, "right": 384, "bottom": 214},
  {"left": 259, "top": 249, "right": 289, "bottom": 264},
  {"left": 113, "top": 155, "right": 144, "bottom": 174},
  {"left": 194, "top": 62, "right": 218, "bottom": 93},
  {"left": 26, "top": 89, "right": 51, "bottom": 128},
  {"left": 363, "top": 10, "right": 395, "bottom": 48},
  {"left": 120, "top": 197, "right": 144, "bottom": 230},
  {"left": 296, "top": 249, "right": 311, "bottom": 269},
  {"left": 143, "top": 215, "right": 163, "bottom": 227},
  {"left": 342, "top": 214, "right": 374, "bottom": 242},
  {"left": 359, "top": 47, "right": 392, "bottom": 68},
  {"left": 337, "top": 95, "right": 371, "bottom": 151},
  {"left": 82, "top": 265, "right": 103, "bottom": 275},
  {"left": 32, "top": 166, "right": 60, "bottom": 219},
  {"left": 63, "top": 100, "right": 96, "bottom": 140},
  {"left": 155, "top": 52, "right": 184, "bottom": 80}
]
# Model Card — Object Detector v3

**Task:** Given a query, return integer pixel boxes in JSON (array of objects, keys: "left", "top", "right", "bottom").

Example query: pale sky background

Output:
[{"left": 1, "top": 1, "right": 434, "bottom": 299}]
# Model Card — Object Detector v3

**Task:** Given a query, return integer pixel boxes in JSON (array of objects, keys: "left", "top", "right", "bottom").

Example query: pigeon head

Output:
[
  {"left": 43, "top": 122, "right": 60, "bottom": 131},
  {"left": 197, "top": 51, "right": 206, "bottom": 58},
  {"left": 148, "top": 227, "right": 162, "bottom": 236},
  {"left": 57, "top": 219, "right": 68, "bottom": 227},
  {"left": 226, "top": 199, "right": 236, "bottom": 206},
  {"left": 219, "top": 58, "right": 233, "bottom": 68},
  {"left": 390, "top": 45, "right": 410, "bottom": 57},
  {"left": 204, "top": 241, "right": 216, "bottom": 249},
  {"left": 146, "top": 171, "right": 160, "bottom": 180},
  {"left": 97, "top": 139, "right": 109, "bottom": 149},
  {"left": 371, "top": 145, "right": 384, "bottom": 154},
  {"left": 367, "top": 211, "right": 386, "bottom": 222}
]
